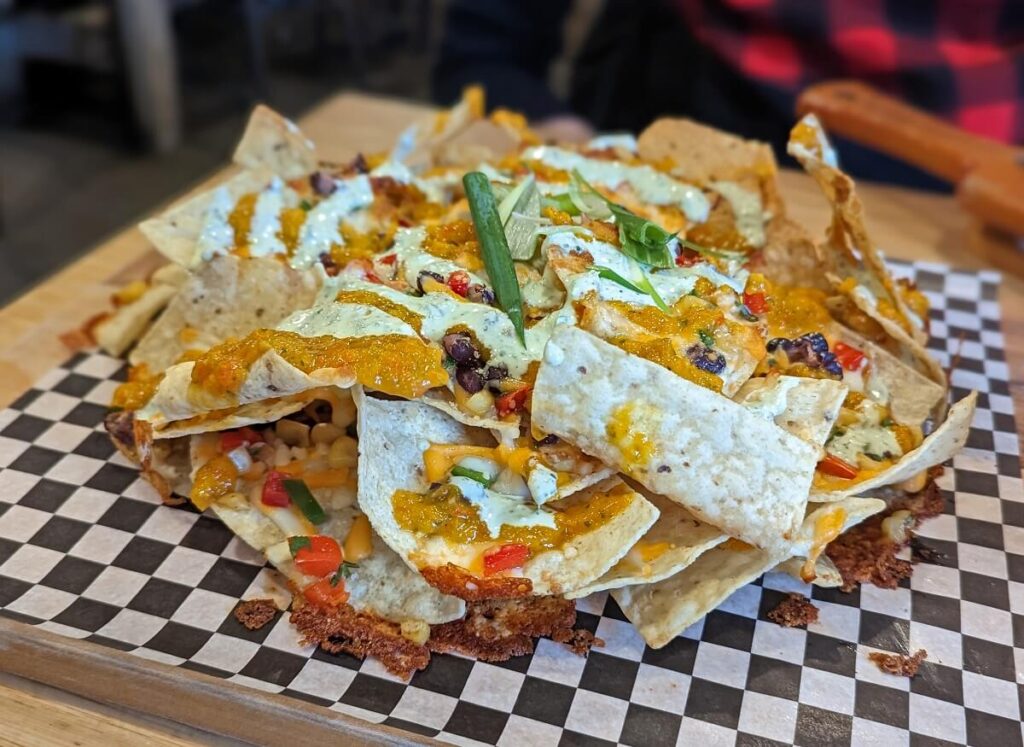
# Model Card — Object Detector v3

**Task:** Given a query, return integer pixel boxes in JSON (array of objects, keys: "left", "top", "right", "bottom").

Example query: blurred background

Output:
[
  {"left": 0, "top": 0, "right": 443, "bottom": 302},
  {"left": 1, "top": 0, "right": 1019, "bottom": 304}
]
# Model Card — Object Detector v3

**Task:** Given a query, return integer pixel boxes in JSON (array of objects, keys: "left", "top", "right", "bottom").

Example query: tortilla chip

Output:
[
  {"left": 613, "top": 497, "right": 885, "bottom": 648},
  {"left": 757, "top": 216, "right": 830, "bottom": 290},
  {"left": 130, "top": 255, "right": 319, "bottom": 372},
  {"left": 813, "top": 391, "right": 977, "bottom": 501},
  {"left": 420, "top": 392, "right": 521, "bottom": 441},
  {"left": 787, "top": 115, "right": 928, "bottom": 348},
  {"left": 354, "top": 391, "right": 659, "bottom": 596},
  {"left": 637, "top": 118, "right": 780, "bottom": 206},
  {"left": 139, "top": 169, "right": 273, "bottom": 266},
  {"left": 774, "top": 554, "right": 843, "bottom": 588},
  {"left": 566, "top": 492, "right": 726, "bottom": 598},
  {"left": 232, "top": 104, "right": 318, "bottom": 179},
  {"left": 833, "top": 325, "right": 945, "bottom": 424},
  {"left": 94, "top": 282, "right": 180, "bottom": 358},
  {"left": 532, "top": 327, "right": 818, "bottom": 551},
  {"left": 733, "top": 375, "right": 848, "bottom": 451}
]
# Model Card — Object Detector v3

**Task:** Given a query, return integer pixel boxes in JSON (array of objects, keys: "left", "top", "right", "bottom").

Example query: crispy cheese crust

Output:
[
  {"left": 234, "top": 598, "right": 278, "bottom": 630},
  {"left": 868, "top": 649, "right": 927, "bottom": 677},
  {"left": 827, "top": 475, "right": 944, "bottom": 592},
  {"left": 420, "top": 563, "right": 534, "bottom": 600},
  {"left": 767, "top": 593, "right": 819, "bottom": 628}
]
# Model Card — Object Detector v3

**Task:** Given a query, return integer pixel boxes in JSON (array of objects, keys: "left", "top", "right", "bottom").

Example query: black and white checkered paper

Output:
[{"left": 1, "top": 261, "right": 1022, "bottom": 746}]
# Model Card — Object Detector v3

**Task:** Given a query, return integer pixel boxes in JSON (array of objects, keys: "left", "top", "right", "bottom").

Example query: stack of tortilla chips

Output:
[{"left": 99, "top": 91, "right": 974, "bottom": 676}]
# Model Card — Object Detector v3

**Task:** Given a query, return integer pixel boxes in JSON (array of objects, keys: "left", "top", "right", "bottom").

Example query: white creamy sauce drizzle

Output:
[
  {"left": 587, "top": 133, "right": 638, "bottom": 152},
  {"left": 544, "top": 232, "right": 747, "bottom": 307},
  {"left": 290, "top": 175, "right": 375, "bottom": 269},
  {"left": 390, "top": 227, "right": 490, "bottom": 290},
  {"left": 710, "top": 181, "right": 767, "bottom": 248},
  {"left": 523, "top": 146, "right": 710, "bottom": 223},
  {"left": 277, "top": 302, "right": 416, "bottom": 339},
  {"left": 332, "top": 274, "right": 555, "bottom": 379},
  {"left": 826, "top": 425, "right": 901, "bottom": 464},
  {"left": 450, "top": 476, "right": 557, "bottom": 537},
  {"left": 194, "top": 186, "right": 235, "bottom": 263},
  {"left": 737, "top": 376, "right": 802, "bottom": 421},
  {"left": 248, "top": 177, "right": 289, "bottom": 257}
]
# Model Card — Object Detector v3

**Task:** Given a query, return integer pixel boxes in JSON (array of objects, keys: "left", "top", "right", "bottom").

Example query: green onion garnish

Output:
[
  {"left": 331, "top": 561, "right": 359, "bottom": 586},
  {"left": 542, "top": 193, "right": 581, "bottom": 216},
  {"left": 288, "top": 536, "right": 311, "bottom": 555},
  {"left": 591, "top": 264, "right": 671, "bottom": 314},
  {"left": 699, "top": 329, "right": 716, "bottom": 348},
  {"left": 464, "top": 172, "right": 526, "bottom": 345},
  {"left": 570, "top": 170, "right": 677, "bottom": 268},
  {"left": 283, "top": 479, "right": 326, "bottom": 524},
  {"left": 450, "top": 464, "right": 494, "bottom": 486},
  {"left": 299, "top": 199, "right": 313, "bottom": 211},
  {"left": 592, "top": 265, "right": 644, "bottom": 294},
  {"left": 880, "top": 417, "right": 894, "bottom": 427}
]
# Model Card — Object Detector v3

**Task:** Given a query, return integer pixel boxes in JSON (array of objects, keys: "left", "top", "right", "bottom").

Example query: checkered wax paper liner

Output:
[{"left": 1, "top": 260, "right": 1021, "bottom": 747}]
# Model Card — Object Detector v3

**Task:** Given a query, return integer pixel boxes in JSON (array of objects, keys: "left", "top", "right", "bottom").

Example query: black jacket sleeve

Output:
[{"left": 432, "top": 0, "right": 573, "bottom": 120}]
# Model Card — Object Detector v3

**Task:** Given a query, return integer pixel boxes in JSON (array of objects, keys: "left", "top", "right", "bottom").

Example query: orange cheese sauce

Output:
[
  {"left": 391, "top": 481, "right": 634, "bottom": 554},
  {"left": 606, "top": 403, "right": 656, "bottom": 466},
  {"left": 189, "top": 330, "right": 449, "bottom": 400}
]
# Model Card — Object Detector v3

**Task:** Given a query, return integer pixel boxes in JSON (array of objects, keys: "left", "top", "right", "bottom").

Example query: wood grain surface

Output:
[{"left": 1, "top": 91, "right": 1022, "bottom": 746}]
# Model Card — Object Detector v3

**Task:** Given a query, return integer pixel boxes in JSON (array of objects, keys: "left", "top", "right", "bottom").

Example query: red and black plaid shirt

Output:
[{"left": 673, "top": 0, "right": 1024, "bottom": 143}]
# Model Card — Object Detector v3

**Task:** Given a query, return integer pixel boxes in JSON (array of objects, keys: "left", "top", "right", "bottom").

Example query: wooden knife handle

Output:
[{"left": 796, "top": 80, "right": 1015, "bottom": 183}]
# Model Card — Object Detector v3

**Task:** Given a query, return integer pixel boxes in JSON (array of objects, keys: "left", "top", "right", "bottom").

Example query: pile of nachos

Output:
[{"left": 96, "top": 90, "right": 975, "bottom": 676}]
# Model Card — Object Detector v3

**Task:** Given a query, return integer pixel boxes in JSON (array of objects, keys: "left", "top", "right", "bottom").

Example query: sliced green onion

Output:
[
  {"left": 288, "top": 536, "right": 311, "bottom": 555},
  {"left": 592, "top": 265, "right": 671, "bottom": 314},
  {"left": 632, "top": 268, "right": 671, "bottom": 314},
  {"left": 570, "top": 170, "right": 675, "bottom": 268},
  {"left": 568, "top": 171, "right": 611, "bottom": 219},
  {"left": 451, "top": 464, "right": 494, "bottom": 486},
  {"left": 542, "top": 193, "right": 581, "bottom": 216},
  {"left": 284, "top": 479, "right": 326, "bottom": 524},
  {"left": 698, "top": 329, "right": 716, "bottom": 348},
  {"left": 497, "top": 175, "right": 536, "bottom": 224},
  {"left": 331, "top": 561, "right": 359, "bottom": 586},
  {"left": 299, "top": 199, "right": 313, "bottom": 211},
  {"left": 463, "top": 172, "right": 526, "bottom": 344}
]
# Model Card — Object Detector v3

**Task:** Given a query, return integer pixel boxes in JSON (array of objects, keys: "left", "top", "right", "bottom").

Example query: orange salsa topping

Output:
[{"left": 190, "top": 330, "right": 449, "bottom": 400}]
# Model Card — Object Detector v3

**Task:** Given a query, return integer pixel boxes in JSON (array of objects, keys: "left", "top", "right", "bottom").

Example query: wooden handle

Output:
[{"left": 797, "top": 80, "right": 1015, "bottom": 183}]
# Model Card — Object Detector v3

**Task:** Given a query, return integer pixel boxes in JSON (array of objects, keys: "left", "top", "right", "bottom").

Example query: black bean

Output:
[
  {"left": 467, "top": 284, "right": 496, "bottom": 305},
  {"left": 685, "top": 343, "right": 726, "bottom": 375},
  {"left": 537, "top": 434, "right": 559, "bottom": 446},
  {"left": 484, "top": 364, "right": 508, "bottom": 381},
  {"left": 309, "top": 171, "right": 337, "bottom": 196},
  {"left": 455, "top": 366, "right": 484, "bottom": 393},
  {"left": 442, "top": 333, "right": 483, "bottom": 367},
  {"left": 417, "top": 270, "right": 445, "bottom": 293}
]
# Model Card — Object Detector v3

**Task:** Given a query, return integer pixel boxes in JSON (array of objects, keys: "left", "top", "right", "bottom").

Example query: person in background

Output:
[{"left": 433, "top": 0, "right": 1023, "bottom": 188}]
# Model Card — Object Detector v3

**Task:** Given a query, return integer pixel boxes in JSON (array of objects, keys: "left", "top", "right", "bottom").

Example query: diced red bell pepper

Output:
[
  {"left": 483, "top": 543, "right": 530, "bottom": 576},
  {"left": 378, "top": 254, "right": 397, "bottom": 265},
  {"left": 833, "top": 342, "right": 866, "bottom": 371},
  {"left": 495, "top": 385, "right": 531, "bottom": 417},
  {"left": 818, "top": 454, "right": 859, "bottom": 479},
  {"left": 261, "top": 471, "right": 291, "bottom": 507},
  {"left": 675, "top": 249, "right": 701, "bottom": 267},
  {"left": 220, "top": 426, "right": 261, "bottom": 453},
  {"left": 742, "top": 291, "right": 768, "bottom": 315},
  {"left": 303, "top": 578, "right": 349, "bottom": 607},
  {"left": 292, "top": 535, "right": 343, "bottom": 577},
  {"left": 446, "top": 270, "right": 471, "bottom": 297}
]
